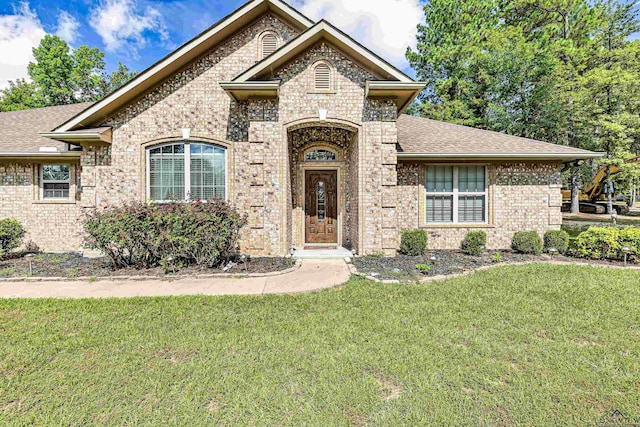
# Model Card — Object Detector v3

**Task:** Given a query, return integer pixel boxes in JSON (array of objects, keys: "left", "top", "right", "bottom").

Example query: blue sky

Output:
[{"left": 0, "top": 0, "right": 424, "bottom": 88}]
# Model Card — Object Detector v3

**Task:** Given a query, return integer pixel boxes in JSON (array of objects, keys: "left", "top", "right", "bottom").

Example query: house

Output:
[{"left": 0, "top": 0, "right": 600, "bottom": 256}]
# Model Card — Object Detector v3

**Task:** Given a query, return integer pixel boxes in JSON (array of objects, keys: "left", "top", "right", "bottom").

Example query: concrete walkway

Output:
[{"left": 0, "top": 259, "right": 351, "bottom": 299}]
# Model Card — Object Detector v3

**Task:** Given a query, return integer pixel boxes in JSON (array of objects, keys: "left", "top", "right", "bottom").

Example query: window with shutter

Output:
[
  {"left": 262, "top": 34, "right": 278, "bottom": 59},
  {"left": 314, "top": 63, "right": 331, "bottom": 91}
]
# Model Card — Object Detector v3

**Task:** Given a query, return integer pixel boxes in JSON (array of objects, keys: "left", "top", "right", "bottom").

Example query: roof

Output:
[
  {"left": 53, "top": 0, "right": 314, "bottom": 132},
  {"left": 0, "top": 103, "right": 93, "bottom": 152},
  {"left": 396, "top": 114, "right": 602, "bottom": 161}
]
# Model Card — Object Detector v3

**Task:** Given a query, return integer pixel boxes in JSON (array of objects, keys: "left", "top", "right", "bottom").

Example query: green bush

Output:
[
  {"left": 491, "top": 252, "right": 503, "bottom": 263},
  {"left": 617, "top": 227, "right": 640, "bottom": 261},
  {"left": 84, "top": 200, "right": 247, "bottom": 269},
  {"left": 0, "top": 218, "right": 26, "bottom": 259},
  {"left": 511, "top": 231, "right": 543, "bottom": 255},
  {"left": 461, "top": 231, "right": 487, "bottom": 256},
  {"left": 574, "top": 227, "right": 621, "bottom": 260},
  {"left": 400, "top": 229, "right": 428, "bottom": 256},
  {"left": 544, "top": 230, "right": 569, "bottom": 254}
]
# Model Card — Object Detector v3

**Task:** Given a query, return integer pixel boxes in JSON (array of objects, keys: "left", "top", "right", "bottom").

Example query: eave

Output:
[
  {"left": 40, "top": 127, "right": 112, "bottom": 144},
  {"left": 0, "top": 151, "right": 82, "bottom": 160},
  {"left": 366, "top": 81, "right": 426, "bottom": 114},
  {"left": 220, "top": 81, "right": 281, "bottom": 101},
  {"left": 397, "top": 152, "right": 606, "bottom": 161}
]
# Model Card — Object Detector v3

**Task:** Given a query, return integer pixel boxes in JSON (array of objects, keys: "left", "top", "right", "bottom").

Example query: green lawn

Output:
[{"left": 1, "top": 265, "right": 639, "bottom": 426}]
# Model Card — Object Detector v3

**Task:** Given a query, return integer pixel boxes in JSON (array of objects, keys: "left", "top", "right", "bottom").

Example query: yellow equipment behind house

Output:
[{"left": 561, "top": 156, "right": 640, "bottom": 214}]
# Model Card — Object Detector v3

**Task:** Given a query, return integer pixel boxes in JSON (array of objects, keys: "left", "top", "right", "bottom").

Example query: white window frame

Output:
[
  {"left": 146, "top": 141, "right": 228, "bottom": 202},
  {"left": 424, "top": 165, "right": 488, "bottom": 224},
  {"left": 40, "top": 164, "right": 71, "bottom": 200}
]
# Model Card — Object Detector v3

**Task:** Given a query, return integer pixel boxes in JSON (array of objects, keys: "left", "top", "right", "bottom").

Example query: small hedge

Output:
[
  {"left": 400, "top": 229, "right": 428, "bottom": 256},
  {"left": 0, "top": 218, "right": 26, "bottom": 259},
  {"left": 511, "top": 231, "right": 543, "bottom": 255},
  {"left": 461, "top": 231, "right": 486, "bottom": 256},
  {"left": 84, "top": 200, "right": 247, "bottom": 269},
  {"left": 574, "top": 226, "right": 640, "bottom": 261},
  {"left": 544, "top": 230, "right": 569, "bottom": 254}
]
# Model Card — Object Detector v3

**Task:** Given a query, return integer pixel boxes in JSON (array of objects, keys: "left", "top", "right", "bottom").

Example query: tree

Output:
[
  {"left": 101, "top": 62, "right": 138, "bottom": 96},
  {"left": 0, "top": 35, "right": 137, "bottom": 111},
  {"left": 27, "top": 35, "right": 75, "bottom": 106},
  {"left": 0, "top": 79, "right": 43, "bottom": 112},
  {"left": 408, "top": 0, "right": 640, "bottom": 212}
]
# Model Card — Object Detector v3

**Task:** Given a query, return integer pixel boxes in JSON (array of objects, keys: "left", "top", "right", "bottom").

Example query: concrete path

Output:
[{"left": 0, "top": 259, "right": 351, "bottom": 299}]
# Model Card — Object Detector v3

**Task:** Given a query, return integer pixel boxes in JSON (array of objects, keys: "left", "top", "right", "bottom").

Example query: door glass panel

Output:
[{"left": 317, "top": 181, "right": 325, "bottom": 221}]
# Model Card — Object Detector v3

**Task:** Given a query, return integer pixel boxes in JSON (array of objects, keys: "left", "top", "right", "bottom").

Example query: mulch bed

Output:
[
  {"left": 353, "top": 250, "right": 635, "bottom": 281},
  {"left": 0, "top": 253, "right": 295, "bottom": 279}
]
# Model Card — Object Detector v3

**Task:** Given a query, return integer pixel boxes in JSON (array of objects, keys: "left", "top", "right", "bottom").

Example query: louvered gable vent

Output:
[
  {"left": 262, "top": 34, "right": 278, "bottom": 59},
  {"left": 314, "top": 64, "right": 331, "bottom": 90}
]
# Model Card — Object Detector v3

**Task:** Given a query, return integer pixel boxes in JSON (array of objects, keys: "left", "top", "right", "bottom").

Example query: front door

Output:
[{"left": 305, "top": 170, "right": 338, "bottom": 244}]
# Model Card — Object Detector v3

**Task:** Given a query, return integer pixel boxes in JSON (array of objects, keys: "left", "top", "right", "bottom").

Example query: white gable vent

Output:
[
  {"left": 314, "top": 63, "right": 331, "bottom": 91},
  {"left": 262, "top": 34, "right": 278, "bottom": 59}
]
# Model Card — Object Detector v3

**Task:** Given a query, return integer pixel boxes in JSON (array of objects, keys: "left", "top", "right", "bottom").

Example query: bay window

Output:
[
  {"left": 147, "top": 142, "right": 226, "bottom": 201},
  {"left": 424, "top": 165, "right": 487, "bottom": 224}
]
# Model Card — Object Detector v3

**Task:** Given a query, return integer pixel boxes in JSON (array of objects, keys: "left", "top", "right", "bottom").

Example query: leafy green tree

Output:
[
  {"left": 0, "top": 35, "right": 137, "bottom": 111},
  {"left": 0, "top": 79, "right": 43, "bottom": 112},
  {"left": 101, "top": 62, "right": 138, "bottom": 96},
  {"left": 71, "top": 45, "right": 106, "bottom": 102},
  {"left": 27, "top": 35, "right": 75, "bottom": 106}
]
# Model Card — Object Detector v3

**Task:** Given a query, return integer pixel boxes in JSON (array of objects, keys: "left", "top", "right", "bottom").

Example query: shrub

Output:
[
  {"left": 544, "top": 230, "right": 569, "bottom": 254},
  {"left": 511, "top": 231, "right": 543, "bottom": 255},
  {"left": 461, "top": 231, "right": 487, "bottom": 256},
  {"left": 617, "top": 227, "right": 640, "bottom": 261},
  {"left": 490, "top": 252, "right": 503, "bottom": 263},
  {"left": 0, "top": 218, "right": 26, "bottom": 259},
  {"left": 573, "top": 227, "right": 620, "bottom": 260},
  {"left": 84, "top": 200, "right": 247, "bottom": 269},
  {"left": 400, "top": 229, "right": 427, "bottom": 256}
]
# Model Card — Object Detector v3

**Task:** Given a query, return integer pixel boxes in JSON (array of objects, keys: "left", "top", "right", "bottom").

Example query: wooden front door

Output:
[{"left": 305, "top": 170, "right": 338, "bottom": 244}]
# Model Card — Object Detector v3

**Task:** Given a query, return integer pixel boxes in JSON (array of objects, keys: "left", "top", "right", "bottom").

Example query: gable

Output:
[
  {"left": 233, "top": 20, "right": 414, "bottom": 83},
  {"left": 52, "top": 0, "right": 313, "bottom": 132}
]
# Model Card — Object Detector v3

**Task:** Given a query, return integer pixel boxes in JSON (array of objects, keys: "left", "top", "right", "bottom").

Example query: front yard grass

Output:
[{"left": 1, "top": 264, "right": 639, "bottom": 425}]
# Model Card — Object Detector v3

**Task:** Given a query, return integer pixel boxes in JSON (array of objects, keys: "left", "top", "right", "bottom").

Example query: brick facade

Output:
[
  {"left": 397, "top": 162, "right": 563, "bottom": 249},
  {"left": 0, "top": 9, "right": 565, "bottom": 255}
]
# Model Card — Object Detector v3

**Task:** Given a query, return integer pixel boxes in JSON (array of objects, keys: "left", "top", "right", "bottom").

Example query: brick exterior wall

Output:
[
  {"left": 397, "top": 162, "right": 563, "bottom": 249},
  {"left": 0, "top": 9, "right": 564, "bottom": 256},
  {"left": 0, "top": 161, "right": 83, "bottom": 251}
]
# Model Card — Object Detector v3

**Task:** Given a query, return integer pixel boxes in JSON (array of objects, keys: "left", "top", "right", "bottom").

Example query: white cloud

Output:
[
  {"left": 292, "top": 0, "right": 423, "bottom": 70},
  {"left": 55, "top": 11, "right": 79, "bottom": 44},
  {"left": 0, "top": 2, "right": 46, "bottom": 89},
  {"left": 89, "top": 0, "right": 168, "bottom": 54}
]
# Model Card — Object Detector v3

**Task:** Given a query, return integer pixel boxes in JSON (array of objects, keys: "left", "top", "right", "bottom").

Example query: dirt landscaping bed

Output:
[
  {"left": 0, "top": 252, "right": 295, "bottom": 279},
  {"left": 353, "top": 250, "right": 635, "bottom": 281}
]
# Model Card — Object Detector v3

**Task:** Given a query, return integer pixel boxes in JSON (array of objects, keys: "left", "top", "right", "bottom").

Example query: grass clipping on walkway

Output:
[{"left": 1, "top": 264, "right": 639, "bottom": 425}]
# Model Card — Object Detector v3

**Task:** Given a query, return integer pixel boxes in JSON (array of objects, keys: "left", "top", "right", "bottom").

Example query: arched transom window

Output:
[
  {"left": 261, "top": 32, "right": 279, "bottom": 59},
  {"left": 147, "top": 142, "right": 226, "bottom": 201},
  {"left": 305, "top": 149, "right": 337, "bottom": 162}
]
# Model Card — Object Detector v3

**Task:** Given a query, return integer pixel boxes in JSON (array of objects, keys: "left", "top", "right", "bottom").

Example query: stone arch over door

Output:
[{"left": 286, "top": 121, "right": 360, "bottom": 251}]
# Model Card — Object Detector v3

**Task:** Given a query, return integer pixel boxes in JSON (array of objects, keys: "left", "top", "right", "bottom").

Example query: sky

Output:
[{"left": 0, "top": 0, "right": 424, "bottom": 89}]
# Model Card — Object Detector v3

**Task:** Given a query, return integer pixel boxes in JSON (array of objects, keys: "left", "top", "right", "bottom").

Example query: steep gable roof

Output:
[
  {"left": 232, "top": 20, "right": 414, "bottom": 83},
  {"left": 53, "top": 0, "right": 314, "bottom": 132}
]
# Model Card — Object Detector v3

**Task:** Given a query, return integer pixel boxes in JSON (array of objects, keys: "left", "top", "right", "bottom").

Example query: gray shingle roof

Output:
[
  {"left": 0, "top": 103, "right": 93, "bottom": 152},
  {"left": 397, "top": 114, "right": 599, "bottom": 159}
]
